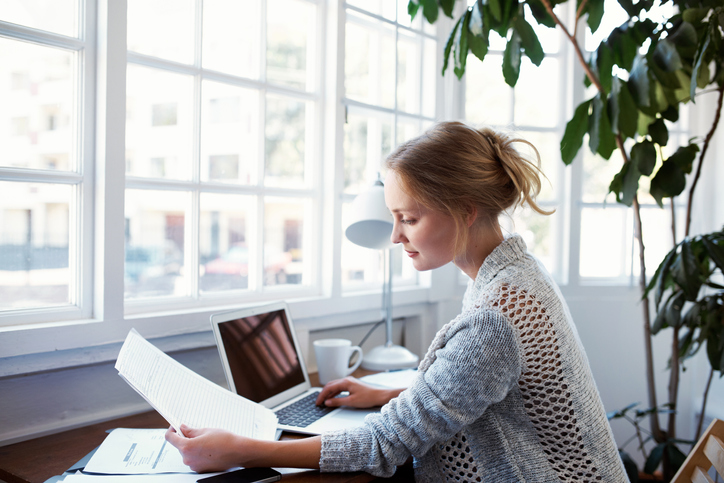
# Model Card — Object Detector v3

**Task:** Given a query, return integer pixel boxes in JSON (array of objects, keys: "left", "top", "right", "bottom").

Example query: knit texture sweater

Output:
[{"left": 319, "top": 235, "right": 628, "bottom": 482}]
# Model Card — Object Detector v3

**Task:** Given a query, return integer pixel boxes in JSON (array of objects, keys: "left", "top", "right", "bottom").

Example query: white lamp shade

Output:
[{"left": 345, "top": 182, "right": 394, "bottom": 249}]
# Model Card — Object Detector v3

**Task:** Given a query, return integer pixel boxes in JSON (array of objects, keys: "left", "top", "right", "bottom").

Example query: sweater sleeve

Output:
[{"left": 319, "top": 309, "right": 522, "bottom": 477}]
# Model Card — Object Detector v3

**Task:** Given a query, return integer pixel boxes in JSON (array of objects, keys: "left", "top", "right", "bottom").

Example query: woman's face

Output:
[{"left": 384, "top": 171, "right": 458, "bottom": 272}]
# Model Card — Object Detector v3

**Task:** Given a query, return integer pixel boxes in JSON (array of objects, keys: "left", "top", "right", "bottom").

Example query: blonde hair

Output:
[{"left": 384, "top": 121, "right": 553, "bottom": 256}]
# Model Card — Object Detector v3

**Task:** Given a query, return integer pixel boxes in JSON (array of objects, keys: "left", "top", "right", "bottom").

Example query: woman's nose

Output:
[{"left": 390, "top": 222, "right": 405, "bottom": 244}]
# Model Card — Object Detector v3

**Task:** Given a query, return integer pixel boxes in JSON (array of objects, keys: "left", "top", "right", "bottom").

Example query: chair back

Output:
[{"left": 672, "top": 418, "right": 724, "bottom": 483}]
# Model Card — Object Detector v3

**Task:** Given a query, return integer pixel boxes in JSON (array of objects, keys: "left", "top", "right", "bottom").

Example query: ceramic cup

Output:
[{"left": 313, "top": 338, "right": 363, "bottom": 385}]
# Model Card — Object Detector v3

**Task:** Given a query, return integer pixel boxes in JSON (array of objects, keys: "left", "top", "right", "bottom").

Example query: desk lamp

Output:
[{"left": 345, "top": 174, "right": 419, "bottom": 371}]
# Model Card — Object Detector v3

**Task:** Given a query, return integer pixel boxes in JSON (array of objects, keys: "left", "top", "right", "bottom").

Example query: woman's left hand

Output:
[{"left": 165, "top": 425, "right": 250, "bottom": 473}]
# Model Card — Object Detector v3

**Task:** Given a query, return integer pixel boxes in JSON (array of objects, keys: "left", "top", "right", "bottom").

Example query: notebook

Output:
[{"left": 210, "top": 301, "right": 377, "bottom": 435}]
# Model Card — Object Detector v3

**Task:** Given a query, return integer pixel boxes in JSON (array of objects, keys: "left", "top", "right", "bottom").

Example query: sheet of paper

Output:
[
  {"left": 115, "top": 329, "right": 277, "bottom": 441},
  {"left": 359, "top": 368, "right": 418, "bottom": 389},
  {"left": 62, "top": 471, "right": 220, "bottom": 482},
  {"left": 83, "top": 428, "right": 192, "bottom": 474}
]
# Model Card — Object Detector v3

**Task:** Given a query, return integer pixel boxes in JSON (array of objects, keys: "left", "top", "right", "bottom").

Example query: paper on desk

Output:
[
  {"left": 115, "top": 329, "right": 277, "bottom": 441},
  {"left": 83, "top": 428, "right": 191, "bottom": 474},
  {"left": 359, "top": 369, "right": 418, "bottom": 389},
  {"left": 62, "top": 471, "right": 220, "bottom": 482}
]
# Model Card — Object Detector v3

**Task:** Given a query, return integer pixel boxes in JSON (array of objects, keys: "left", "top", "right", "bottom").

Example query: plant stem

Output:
[
  {"left": 668, "top": 326, "right": 680, "bottom": 441},
  {"left": 685, "top": 83, "right": 724, "bottom": 237},
  {"left": 670, "top": 198, "right": 677, "bottom": 246},
  {"left": 539, "top": 0, "right": 605, "bottom": 93},
  {"left": 696, "top": 368, "right": 714, "bottom": 441},
  {"left": 542, "top": 0, "right": 663, "bottom": 442}
]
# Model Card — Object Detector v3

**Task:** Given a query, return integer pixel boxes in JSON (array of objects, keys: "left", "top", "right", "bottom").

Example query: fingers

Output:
[{"left": 315, "top": 377, "right": 355, "bottom": 405}]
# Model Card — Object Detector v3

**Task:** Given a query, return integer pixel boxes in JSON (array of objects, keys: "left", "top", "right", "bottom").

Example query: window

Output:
[
  {"left": 341, "top": 1, "right": 438, "bottom": 291},
  {"left": 0, "top": 0, "right": 444, "bottom": 330},
  {"left": 0, "top": 0, "right": 92, "bottom": 317},
  {"left": 123, "top": 0, "right": 320, "bottom": 305},
  {"left": 464, "top": 9, "right": 565, "bottom": 282}
]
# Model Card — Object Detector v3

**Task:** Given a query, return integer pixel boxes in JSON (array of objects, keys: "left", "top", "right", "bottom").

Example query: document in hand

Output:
[{"left": 116, "top": 329, "right": 278, "bottom": 441}]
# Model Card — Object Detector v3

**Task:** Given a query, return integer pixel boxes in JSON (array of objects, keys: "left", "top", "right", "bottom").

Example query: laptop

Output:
[{"left": 210, "top": 301, "right": 377, "bottom": 435}]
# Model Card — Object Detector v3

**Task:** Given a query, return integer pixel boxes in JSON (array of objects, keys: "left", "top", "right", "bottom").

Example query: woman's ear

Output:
[{"left": 465, "top": 204, "right": 478, "bottom": 227}]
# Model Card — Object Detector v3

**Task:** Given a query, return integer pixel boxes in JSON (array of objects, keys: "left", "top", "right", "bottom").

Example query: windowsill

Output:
[{"left": 0, "top": 285, "right": 436, "bottom": 377}]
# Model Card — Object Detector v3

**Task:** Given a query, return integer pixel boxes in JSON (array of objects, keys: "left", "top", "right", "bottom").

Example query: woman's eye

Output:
[{"left": 400, "top": 219, "right": 416, "bottom": 225}]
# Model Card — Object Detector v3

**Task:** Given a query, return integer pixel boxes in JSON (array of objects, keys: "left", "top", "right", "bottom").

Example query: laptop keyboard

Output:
[{"left": 275, "top": 392, "right": 335, "bottom": 427}]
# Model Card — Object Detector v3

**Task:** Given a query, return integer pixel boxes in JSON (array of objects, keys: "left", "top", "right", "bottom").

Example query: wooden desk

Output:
[
  {"left": 0, "top": 370, "right": 414, "bottom": 483},
  {"left": 0, "top": 409, "right": 414, "bottom": 483}
]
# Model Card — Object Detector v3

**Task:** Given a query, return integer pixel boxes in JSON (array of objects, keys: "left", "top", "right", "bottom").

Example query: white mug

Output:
[{"left": 313, "top": 338, "right": 363, "bottom": 385}]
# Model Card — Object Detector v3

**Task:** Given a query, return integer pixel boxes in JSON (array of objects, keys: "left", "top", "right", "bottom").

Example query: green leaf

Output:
[
  {"left": 561, "top": 99, "right": 592, "bottom": 165},
  {"left": 439, "top": 0, "right": 455, "bottom": 18},
  {"left": 503, "top": 29, "right": 522, "bottom": 87},
  {"left": 408, "top": 1, "right": 420, "bottom": 21},
  {"left": 421, "top": 0, "right": 439, "bottom": 24},
  {"left": 690, "top": 28, "right": 711, "bottom": 103},
  {"left": 682, "top": 8, "right": 710, "bottom": 25},
  {"left": 527, "top": 0, "right": 555, "bottom": 28},
  {"left": 453, "top": 9, "right": 472, "bottom": 80},
  {"left": 648, "top": 118, "right": 669, "bottom": 146},
  {"left": 594, "top": 44, "right": 614, "bottom": 94},
  {"left": 661, "top": 105, "right": 679, "bottom": 122},
  {"left": 653, "top": 39, "right": 683, "bottom": 72},
  {"left": 589, "top": 94, "right": 615, "bottom": 159},
  {"left": 585, "top": 0, "right": 604, "bottom": 34},
  {"left": 442, "top": 16, "right": 463, "bottom": 76},
  {"left": 487, "top": 0, "right": 502, "bottom": 22},
  {"left": 609, "top": 162, "right": 640, "bottom": 207},
  {"left": 631, "top": 140, "right": 656, "bottom": 176},
  {"left": 650, "top": 160, "right": 686, "bottom": 207},
  {"left": 702, "top": 236, "right": 724, "bottom": 274},
  {"left": 653, "top": 300, "right": 669, "bottom": 333},
  {"left": 629, "top": 55, "right": 650, "bottom": 108},
  {"left": 667, "top": 21, "right": 698, "bottom": 58},
  {"left": 668, "top": 144, "right": 698, "bottom": 174},
  {"left": 665, "top": 291, "right": 686, "bottom": 328},
  {"left": 649, "top": 247, "right": 677, "bottom": 308},
  {"left": 514, "top": 15, "right": 544, "bottom": 66},
  {"left": 610, "top": 77, "right": 637, "bottom": 138},
  {"left": 677, "top": 239, "right": 703, "bottom": 301}
]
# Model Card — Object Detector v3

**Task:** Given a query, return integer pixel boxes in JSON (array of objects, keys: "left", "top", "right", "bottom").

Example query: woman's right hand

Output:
[{"left": 315, "top": 376, "right": 403, "bottom": 409}]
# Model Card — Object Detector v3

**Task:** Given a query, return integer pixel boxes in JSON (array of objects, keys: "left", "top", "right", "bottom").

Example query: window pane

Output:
[
  {"left": 503, "top": 205, "right": 559, "bottom": 276},
  {"left": 266, "top": 0, "right": 313, "bottom": 90},
  {"left": 396, "top": 117, "right": 424, "bottom": 146},
  {"left": 341, "top": 201, "right": 384, "bottom": 287},
  {"left": 0, "top": 181, "right": 71, "bottom": 309},
  {"left": 346, "top": 12, "right": 395, "bottom": 109},
  {"left": 127, "top": 0, "right": 194, "bottom": 64},
  {"left": 126, "top": 65, "right": 194, "bottom": 180},
  {"left": 125, "top": 190, "right": 187, "bottom": 299},
  {"left": 397, "top": 31, "right": 421, "bottom": 115},
  {"left": 200, "top": 193, "right": 253, "bottom": 292},
  {"left": 202, "top": 0, "right": 260, "bottom": 79},
  {"left": 348, "top": 0, "right": 397, "bottom": 21},
  {"left": 265, "top": 95, "right": 307, "bottom": 188},
  {"left": 421, "top": 38, "right": 437, "bottom": 118},
  {"left": 514, "top": 58, "right": 560, "bottom": 128},
  {"left": 0, "top": 38, "right": 75, "bottom": 171},
  {"left": 264, "top": 198, "right": 305, "bottom": 286},
  {"left": 201, "top": 80, "right": 260, "bottom": 184},
  {"left": 579, "top": 206, "right": 631, "bottom": 279},
  {"left": 517, "top": 131, "right": 561, "bottom": 202},
  {"left": 465, "top": 52, "right": 513, "bottom": 126},
  {"left": 0, "top": 0, "right": 78, "bottom": 37},
  {"left": 582, "top": 149, "right": 622, "bottom": 203},
  {"left": 343, "top": 110, "right": 393, "bottom": 194}
]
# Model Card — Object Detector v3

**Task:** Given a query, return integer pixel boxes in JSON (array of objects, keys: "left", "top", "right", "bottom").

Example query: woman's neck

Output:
[{"left": 455, "top": 222, "right": 505, "bottom": 280}]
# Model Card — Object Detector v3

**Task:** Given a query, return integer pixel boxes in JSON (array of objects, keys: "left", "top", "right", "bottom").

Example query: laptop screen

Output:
[{"left": 216, "top": 307, "right": 306, "bottom": 404}]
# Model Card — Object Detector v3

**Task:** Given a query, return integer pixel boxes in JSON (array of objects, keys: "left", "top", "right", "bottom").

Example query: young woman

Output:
[{"left": 166, "top": 121, "right": 628, "bottom": 482}]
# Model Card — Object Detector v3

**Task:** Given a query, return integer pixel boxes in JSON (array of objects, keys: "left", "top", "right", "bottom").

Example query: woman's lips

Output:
[{"left": 405, "top": 250, "right": 418, "bottom": 258}]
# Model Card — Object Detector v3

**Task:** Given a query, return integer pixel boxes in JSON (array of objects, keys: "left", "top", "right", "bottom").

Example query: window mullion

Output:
[{"left": 94, "top": 0, "right": 128, "bottom": 320}]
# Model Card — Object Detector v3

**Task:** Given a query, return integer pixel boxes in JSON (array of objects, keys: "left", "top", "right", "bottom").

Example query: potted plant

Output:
[{"left": 407, "top": 0, "right": 724, "bottom": 479}]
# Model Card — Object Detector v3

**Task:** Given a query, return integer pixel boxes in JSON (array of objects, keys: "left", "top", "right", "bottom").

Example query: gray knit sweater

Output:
[{"left": 319, "top": 235, "right": 628, "bottom": 482}]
